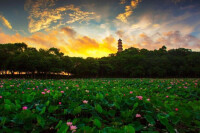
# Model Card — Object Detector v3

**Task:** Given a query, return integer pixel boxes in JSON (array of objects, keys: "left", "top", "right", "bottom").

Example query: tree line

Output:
[{"left": 0, "top": 43, "right": 199, "bottom": 78}]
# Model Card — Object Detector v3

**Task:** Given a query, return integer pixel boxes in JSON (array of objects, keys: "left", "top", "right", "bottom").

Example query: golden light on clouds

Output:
[
  {"left": 0, "top": 27, "right": 117, "bottom": 58},
  {"left": 0, "top": 0, "right": 199, "bottom": 58},
  {"left": 66, "top": 5, "right": 96, "bottom": 24},
  {"left": 61, "top": 26, "right": 77, "bottom": 38},
  {"left": 25, "top": 0, "right": 96, "bottom": 33},
  {"left": 116, "top": 0, "right": 142, "bottom": 23},
  {"left": 0, "top": 15, "right": 12, "bottom": 29}
]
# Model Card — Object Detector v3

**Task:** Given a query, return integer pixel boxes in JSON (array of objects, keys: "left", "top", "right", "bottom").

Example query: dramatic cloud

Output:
[
  {"left": 66, "top": 5, "right": 95, "bottom": 24},
  {"left": 137, "top": 31, "right": 200, "bottom": 50},
  {"left": 61, "top": 26, "right": 77, "bottom": 38},
  {"left": 0, "top": 28, "right": 117, "bottom": 58},
  {"left": 0, "top": 0, "right": 199, "bottom": 57},
  {"left": 0, "top": 15, "right": 12, "bottom": 29},
  {"left": 1, "top": 27, "right": 199, "bottom": 59},
  {"left": 116, "top": 0, "right": 142, "bottom": 23},
  {"left": 25, "top": 0, "right": 96, "bottom": 33},
  {"left": 114, "top": 10, "right": 200, "bottom": 44}
]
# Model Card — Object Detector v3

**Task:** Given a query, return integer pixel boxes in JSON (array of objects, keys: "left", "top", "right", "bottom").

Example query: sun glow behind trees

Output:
[{"left": 0, "top": 43, "right": 199, "bottom": 78}]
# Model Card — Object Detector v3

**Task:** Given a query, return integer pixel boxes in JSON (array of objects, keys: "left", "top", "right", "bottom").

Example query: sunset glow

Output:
[{"left": 0, "top": 0, "right": 200, "bottom": 57}]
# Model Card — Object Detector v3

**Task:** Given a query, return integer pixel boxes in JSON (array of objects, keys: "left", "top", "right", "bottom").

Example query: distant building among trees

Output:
[
  {"left": 118, "top": 39, "right": 123, "bottom": 52},
  {"left": 0, "top": 42, "right": 199, "bottom": 78}
]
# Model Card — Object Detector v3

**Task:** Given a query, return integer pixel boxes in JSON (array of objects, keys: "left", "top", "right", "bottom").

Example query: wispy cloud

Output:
[
  {"left": 25, "top": 0, "right": 96, "bottom": 33},
  {"left": 0, "top": 14, "right": 12, "bottom": 29},
  {"left": 26, "top": 0, "right": 61, "bottom": 33},
  {"left": 66, "top": 5, "right": 95, "bottom": 24},
  {"left": 116, "top": 0, "right": 142, "bottom": 23}
]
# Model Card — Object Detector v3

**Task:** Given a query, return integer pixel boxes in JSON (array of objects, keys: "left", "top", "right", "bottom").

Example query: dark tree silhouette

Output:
[{"left": 0, "top": 43, "right": 199, "bottom": 78}]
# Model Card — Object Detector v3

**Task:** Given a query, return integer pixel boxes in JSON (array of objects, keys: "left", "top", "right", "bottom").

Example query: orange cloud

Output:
[
  {"left": 102, "top": 35, "right": 117, "bottom": 51},
  {"left": 116, "top": 9, "right": 132, "bottom": 23},
  {"left": 25, "top": 0, "right": 96, "bottom": 33},
  {"left": 66, "top": 5, "right": 96, "bottom": 24},
  {"left": 61, "top": 26, "right": 77, "bottom": 38},
  {"left": 139, "top": 33, "right": 147, "bottom": 38},
  {"left": 27, "top": 0, "right": 62, "bottom": 33},
  {"left": 137, "top": 31, "right": 200, "bottom": 50},
  {"left": 0, "top": 31, "right": 61, "bottom": 51},
  {"left": 120, "top": 0, "right": 127, "bottom": 4},
  {"left": 65, "top": 35, "right": 116, "bottom": 57},
  {"left": 0, "top": 28, "right": 117, "bottom": 58},
  {"left": 116, "top": 0, "right": 142, "bottom": 23},
  {"left": 1, "top": 22, "right": 199, "bottom": 58},
  {"left": 0, "top": 15, "right": 12, "bottom": 29}
]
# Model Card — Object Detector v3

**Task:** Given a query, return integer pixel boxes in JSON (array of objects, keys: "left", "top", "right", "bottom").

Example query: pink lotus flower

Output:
[
  {"left": 175, "top": 108, "right": 178, "bottom": 111},
  {"left": 59, "top": 102, "right": 61, "bottom": 105},
  {"left": 70, "top": 125, "right": 77, "bottom": 130},
  {"left": 147, "top": 98, "right": 150, "bottom": 101},
  {"left": 83, "top": 100, "right": 88, "bottom": 104},
  {"left": 166, "top": 96, "right": 169, "bottom": 98},
  {"left": 136, "top": 114, "right": 141, "bottom": 118},
  {"left": 32, "top": 88, "right": 35, "bottom": 90},
  {"left": 67, "top": 122, "right": 72, "bottom": 126},
  {"left": 136, "top": 96, "right": 143, "bottom": 100},
  {"left": 130, "top": 91, "right": 133, "bottom": 94},
  {"left": 44, "top": 89, "right": 47, "bottom": 91},
  {"left": 0, "top": 96, "right": 2, "bottom": 98},
  {"left": 41, "top": 92, "right": 45, "bottom": 94},
  {"left": 60, "top": 91, "right": 64, "bottom": 93},
  {"left": 46, "top": 90, "right": 50, "bottom": 93},
  {"left": 22, "top": 106, "right": 28, "bottom": 110}
]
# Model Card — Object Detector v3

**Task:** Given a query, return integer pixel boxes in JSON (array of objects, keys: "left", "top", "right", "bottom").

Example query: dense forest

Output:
[{"left": 0, "top": 43, "right": 199, "bottom": 78}]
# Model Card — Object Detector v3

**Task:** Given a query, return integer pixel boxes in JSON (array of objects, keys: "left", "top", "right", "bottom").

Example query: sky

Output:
[{"left": 0, "top": 0, "right": 200, "bottom": 58}]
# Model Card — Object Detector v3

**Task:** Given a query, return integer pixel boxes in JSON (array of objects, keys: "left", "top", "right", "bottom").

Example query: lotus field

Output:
[{"left": 0, "top": 79, "right": 199, "bottom": 133}]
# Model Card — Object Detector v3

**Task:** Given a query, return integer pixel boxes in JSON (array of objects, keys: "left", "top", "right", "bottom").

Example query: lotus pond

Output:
[{"left": 0, "top": 79, "right": 199, "bottom": 133}]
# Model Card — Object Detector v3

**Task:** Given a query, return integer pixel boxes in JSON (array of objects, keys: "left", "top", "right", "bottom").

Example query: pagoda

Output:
[{"left": 118, "top": 39, "right": 123, "bottom": 52}]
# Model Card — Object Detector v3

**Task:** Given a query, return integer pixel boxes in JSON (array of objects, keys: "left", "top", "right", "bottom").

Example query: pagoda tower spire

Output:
[{"left": 118, "top": 39, "right": 123, "bottom": 52}]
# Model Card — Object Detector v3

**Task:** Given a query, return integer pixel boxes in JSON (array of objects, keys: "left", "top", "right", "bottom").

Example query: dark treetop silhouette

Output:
[{"left": 0, "top": 43, "right": 199, "bottom": 78}]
